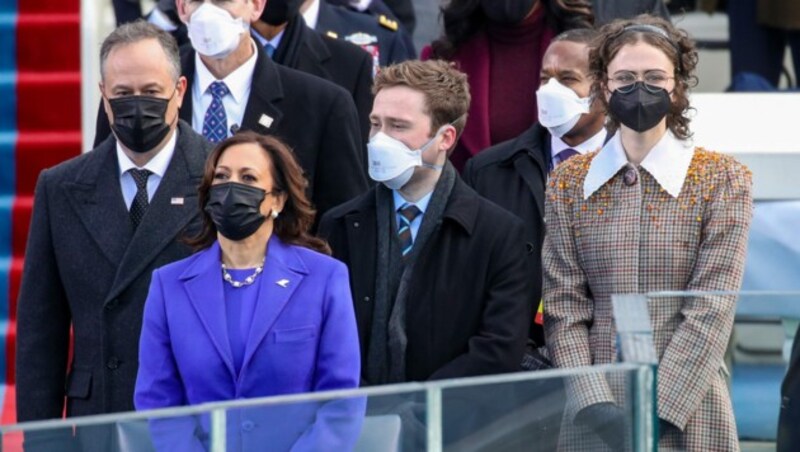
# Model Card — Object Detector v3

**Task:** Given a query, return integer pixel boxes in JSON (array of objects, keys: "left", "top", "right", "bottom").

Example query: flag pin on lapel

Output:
[
  {"left": 259, "top": 114, "right": 274, "bottom": 129},
  {"left": 171, "top": 197, "right": 184, "bottom": 205},
  {"left": 276, "top": 279, "right": 290, "bottom": 288}
]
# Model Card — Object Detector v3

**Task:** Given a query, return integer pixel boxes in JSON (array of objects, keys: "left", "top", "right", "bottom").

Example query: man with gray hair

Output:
[{"left": 16, "top": 21, "right": 212, "bottom": 426}]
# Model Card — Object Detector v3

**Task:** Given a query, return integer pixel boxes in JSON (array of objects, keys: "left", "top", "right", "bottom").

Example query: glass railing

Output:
[
  {"left": 638, "top": 290, "right": 800, "bottom": 450},
  {"left": 1, "top": 363, "right": 655, "bottom": 451}
]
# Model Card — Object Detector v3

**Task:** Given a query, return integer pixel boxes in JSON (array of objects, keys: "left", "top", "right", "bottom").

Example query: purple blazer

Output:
[{"left": 134, "top": 236, "right": 362, "bottom": 451}]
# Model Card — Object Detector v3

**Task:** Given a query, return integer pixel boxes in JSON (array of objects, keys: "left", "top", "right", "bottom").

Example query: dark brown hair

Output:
[
  {"left": 430, "top": 0, "right": 593, "bottom": 60},
  {"left": 373, "top": 59, "right": 471, "bottom": 139},
  {"left": 186, "top": 131, "right": 331, "bottom": 255},
  {"left": 589, "top": 14, "right": 699, "bottom": 140}
]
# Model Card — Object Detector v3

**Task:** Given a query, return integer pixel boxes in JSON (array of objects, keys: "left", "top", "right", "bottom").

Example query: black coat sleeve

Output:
[
  {"left": 313, "top": 90, "right": 368, "bottom": 220},
  {"left": 351, "top": 50, "right": 375, "bottom": 146},
  {"left": 16, "top": 170, "right": 72, "bottom": 421}
]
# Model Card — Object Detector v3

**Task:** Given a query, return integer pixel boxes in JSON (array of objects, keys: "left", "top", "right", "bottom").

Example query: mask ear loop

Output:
[{"left": 417, "top": 114, "right": 467, "bottom": 170}]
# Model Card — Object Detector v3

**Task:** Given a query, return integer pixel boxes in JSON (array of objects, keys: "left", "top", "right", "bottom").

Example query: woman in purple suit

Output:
[{"left": 134, "top": 131, "right": 362, "bottom": 451}]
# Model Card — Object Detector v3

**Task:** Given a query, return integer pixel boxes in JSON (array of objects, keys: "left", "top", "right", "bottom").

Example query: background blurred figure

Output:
[
  {"left": 252, "top": 0, "right": 375, "bottom": 144},
  {"left": 544, "top": 15, "right": 752, "bottom": 450},
  {"left": 136, "top": 132, "right": 361, "bottom": 451},
  {"left": 113, "top": 0, "right": 143, "bottom": 26},
  {"left": 591, "top": 0, "right": 669, "bottom": 25},
  {"left": 16, "top": 20, "right": 211, "bottom": 436},
  {"left": 423, "top": 0, "right": 593, "bottom": 170},
  {"left": 302, "top": 0, "right": 416, "bottom": 72},
  {"left": 328, "top": 0, "right": 417, "bottom": 35},
  {"left": 778, "top": 322, "right": 800, "bottom": 452},
  {"left": 727, "top": 0, "right": 800, "bottom": 89}
]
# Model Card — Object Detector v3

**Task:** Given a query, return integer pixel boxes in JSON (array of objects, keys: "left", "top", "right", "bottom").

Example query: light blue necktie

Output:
[
  {"left": 265, "top": 43, "right": 276, "bottom": 59},
  {"left": 202, "top": 81, "right": 230, "bottom": 143}
]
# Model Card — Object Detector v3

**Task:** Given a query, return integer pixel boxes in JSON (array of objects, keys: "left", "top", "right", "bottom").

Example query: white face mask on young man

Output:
[
  {"left": 536, "top": 78, "right": 591, "bottom": 138},
  {"left": 367, "top": 128, "right": 446, "bottom": 190},
  {"left": 187, "top": 3, "right": 249, "bottom": 59}
]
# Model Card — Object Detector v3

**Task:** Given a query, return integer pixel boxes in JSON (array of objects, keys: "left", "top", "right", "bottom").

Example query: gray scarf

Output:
[{"left": 366, "top": 163, "right": 457, "bottom": 384}]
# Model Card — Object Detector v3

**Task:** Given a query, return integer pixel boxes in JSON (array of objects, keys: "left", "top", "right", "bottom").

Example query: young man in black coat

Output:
[
  {"left": 16, "top": 23, "right": 213, "bottom": 448},
  {"left": 463, "top": 28, "right": 606, "bottom": 350},
  {"left": 98, "top": 0, "right": 368, "bottom": 221}
]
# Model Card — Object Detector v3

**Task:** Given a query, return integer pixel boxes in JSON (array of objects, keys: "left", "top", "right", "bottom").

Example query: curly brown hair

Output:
[
  {"left": 589, "top": 14, "right": 699, "bottom": 139},
  {"left": 185, "top": 131, "right": 330, "bottom": 255}
]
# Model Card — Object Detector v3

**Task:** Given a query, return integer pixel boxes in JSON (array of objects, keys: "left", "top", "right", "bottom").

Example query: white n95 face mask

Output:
[
  {"left": 367, "top": 131, "right": 443, "bottom": 190},
  {"left": 187, "top": 3, "right": 249, "bottom": 59},
  {"left": 536, "top": 78, "right": 591, "bottom": 138}
]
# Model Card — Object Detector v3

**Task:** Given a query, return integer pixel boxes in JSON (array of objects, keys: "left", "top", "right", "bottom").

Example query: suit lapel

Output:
[
  {"left": 63, "top": 138, "right": 133, "bottom": 266},
  {"left": 241, "top": 44, "right": 284, "bottom": 136},
  {"left": 105, "top": 126, "right": 204, "bottom": 303},
  {"left": 181, "top": 242, "right": 236, "bottom": 380},
  {"left": 239, "top": 237, "right": 306, "bottom": 374}
]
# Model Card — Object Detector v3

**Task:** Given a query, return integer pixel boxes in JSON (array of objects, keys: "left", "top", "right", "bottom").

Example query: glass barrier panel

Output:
[{"left": 643, "top": 291, "right": 800, "bottom": 451}]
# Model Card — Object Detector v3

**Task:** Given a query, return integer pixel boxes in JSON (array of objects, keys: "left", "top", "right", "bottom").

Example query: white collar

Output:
[
  {"left": 116, "top": 128, "right": 178, "bottom": 178},
  {"left": 302, "top": 0, "right": 321, "bottom": 29},
  {"left": 550, "top": 128, "right": 607, "bottom": 159},
  {"left": 583, "top": 131, "right": 695, "bottom": 200},
  {"left": 194, "top": 39, "right": 258, "bottom": 105}
]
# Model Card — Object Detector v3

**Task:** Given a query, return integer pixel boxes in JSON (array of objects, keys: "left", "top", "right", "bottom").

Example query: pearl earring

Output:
[{"left": 271, "top": 209, "right": 280, "bottom": 219}]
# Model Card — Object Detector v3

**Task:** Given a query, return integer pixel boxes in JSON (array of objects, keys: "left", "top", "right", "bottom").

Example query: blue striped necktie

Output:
[
  {"left": 397, "top": 203, "right": 422, "bottom": 257},
  {"left": 202, "top": 81, "right": 230, "bottom": 143}
]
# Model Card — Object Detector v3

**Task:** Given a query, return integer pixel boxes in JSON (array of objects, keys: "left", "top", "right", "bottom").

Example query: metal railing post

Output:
[
  {"left": 210, "top": 408, "right": 227, "bottom": 452},
  {"left": 426, "top": 386, "right": 443, "bottom": 452}
]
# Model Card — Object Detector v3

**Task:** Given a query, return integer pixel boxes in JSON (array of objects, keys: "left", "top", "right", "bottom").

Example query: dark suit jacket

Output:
[
  {"left": 270, "top": 16, "right": 374, "bottom": 143},
  {"left": 316, "top": 0, "right": 416, "bottom": 66},
  {"left": 95, "top": 43, "right": 368, "bottom": 220},
  {"left": 16, "top": 121, "right": 212, "bottom": 421},
  {"left": 778, "top": 322, "right": 800, "bottom": 452},
  {"left": 318, "top": 177, "right": 531, "bottom": 383},
  {"left": 462, "top": 123, "right": 549, "bottom": 345}
]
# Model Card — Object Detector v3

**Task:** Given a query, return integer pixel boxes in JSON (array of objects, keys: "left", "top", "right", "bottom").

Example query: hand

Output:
[{"left": 574, "top": 402, "right": 627, "bottom": 450}]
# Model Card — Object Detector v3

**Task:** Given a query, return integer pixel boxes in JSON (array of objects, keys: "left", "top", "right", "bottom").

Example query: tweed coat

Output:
[{"left": 543, "top": 132, "right": 753, "bottom": 451}]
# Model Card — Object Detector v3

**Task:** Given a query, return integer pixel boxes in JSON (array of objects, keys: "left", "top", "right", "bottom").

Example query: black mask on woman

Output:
[
  {"left": 608, "top": 82, "right": 671, "bottom": 133},
  {"left": 480, "top": 0, "right": 537, "bottom": 25},
  {"left": 205, "top": 182, "right": 267, "bottom": 241},
  {"left": 261, "top": 0, "right": 304, "bottom": 25},
  {"left": 108, "top": 91, "right": 176, "bottom": 153}
]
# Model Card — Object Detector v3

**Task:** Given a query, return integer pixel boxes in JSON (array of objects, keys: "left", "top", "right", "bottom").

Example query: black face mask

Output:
[
  {"left": 205, "top": 182, "right": 268, "bottom": 241},
  {"left": 480, "top": 0, "right": 537, "bottom": 25},
  {"left": 608, "top": 82, "right": 671, "bottom": 133},
  {"left": 108, "top": 91, "right": 176, "bottom": 153},
  {"left": 261, "top": 0, "right": 304, "bottom": 26}
]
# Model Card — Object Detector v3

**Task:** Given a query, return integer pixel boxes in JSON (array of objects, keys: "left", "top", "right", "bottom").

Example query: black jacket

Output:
[
  {"left": 318, "top": 177, "right": 531, "bottom": 383},
  {"left": 779, "top": 322, "right": 800, "bottom": 452},
  {"left": 462, "top": 123, "right": 549, "bottom": 345},
  {"left": 16, "top": 121, "right": 211, "bottom": 421},
  {"left": 270, "top": 16, "right": 374, "bottom": 143},
  {"left": 95, "top": 43, "right": 368, "bottom": 220}
]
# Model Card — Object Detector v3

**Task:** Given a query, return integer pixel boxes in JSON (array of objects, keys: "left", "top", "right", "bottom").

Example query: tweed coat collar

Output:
[{"left": 583, "top": 130, "right": 694, "bottom": 200}]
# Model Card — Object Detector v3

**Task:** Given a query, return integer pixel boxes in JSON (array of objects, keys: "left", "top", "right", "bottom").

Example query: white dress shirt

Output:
[
  {"left": 392, "top": 190, "right": 433, "bottom": 243},
  {"left": 191, "top": 40, "right": 258, "bottom": 137},
  {"left": 302, "top": 0, "right": 322, "bottom": 29},
  {"left": 116, "top": 130, "right": 178, "bottom": 210},
  {"left": 583, "top": 131, "right": 695, "bottom": 200}
]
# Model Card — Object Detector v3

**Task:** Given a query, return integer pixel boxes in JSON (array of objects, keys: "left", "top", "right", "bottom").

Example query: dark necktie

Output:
[
  {"left": 397, "top": 203, "right": 422, "bottom": 257},
  {"left": 129, "top": 169, "right": 152, "bottom": 228},
  {"left": 202, "top": 81, "right": 230, "bottom": 143},
  {"left": 553, "top": 148, "right": 579, "bottom": 167}
]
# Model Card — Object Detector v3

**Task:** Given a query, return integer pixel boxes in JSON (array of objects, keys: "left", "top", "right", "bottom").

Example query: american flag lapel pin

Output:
[{"left": 171, "top": 197, "right": 184, "bottom": 205}]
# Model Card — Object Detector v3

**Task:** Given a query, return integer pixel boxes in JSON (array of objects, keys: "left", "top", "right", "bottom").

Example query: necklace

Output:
[{"left": 221, "top": 258, "right": 265, "bottom": 288}]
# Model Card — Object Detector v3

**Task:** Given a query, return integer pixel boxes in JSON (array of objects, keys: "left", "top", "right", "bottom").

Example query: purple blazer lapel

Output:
[
  {"left": 180, "top": 242, "right": 237, "bottom": 380},
  {"left": 240, "top": 236, "right": 307, "bottom": 374},
  {"left": 454, "top": 32, "right": 492, "bottom": 158}
]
